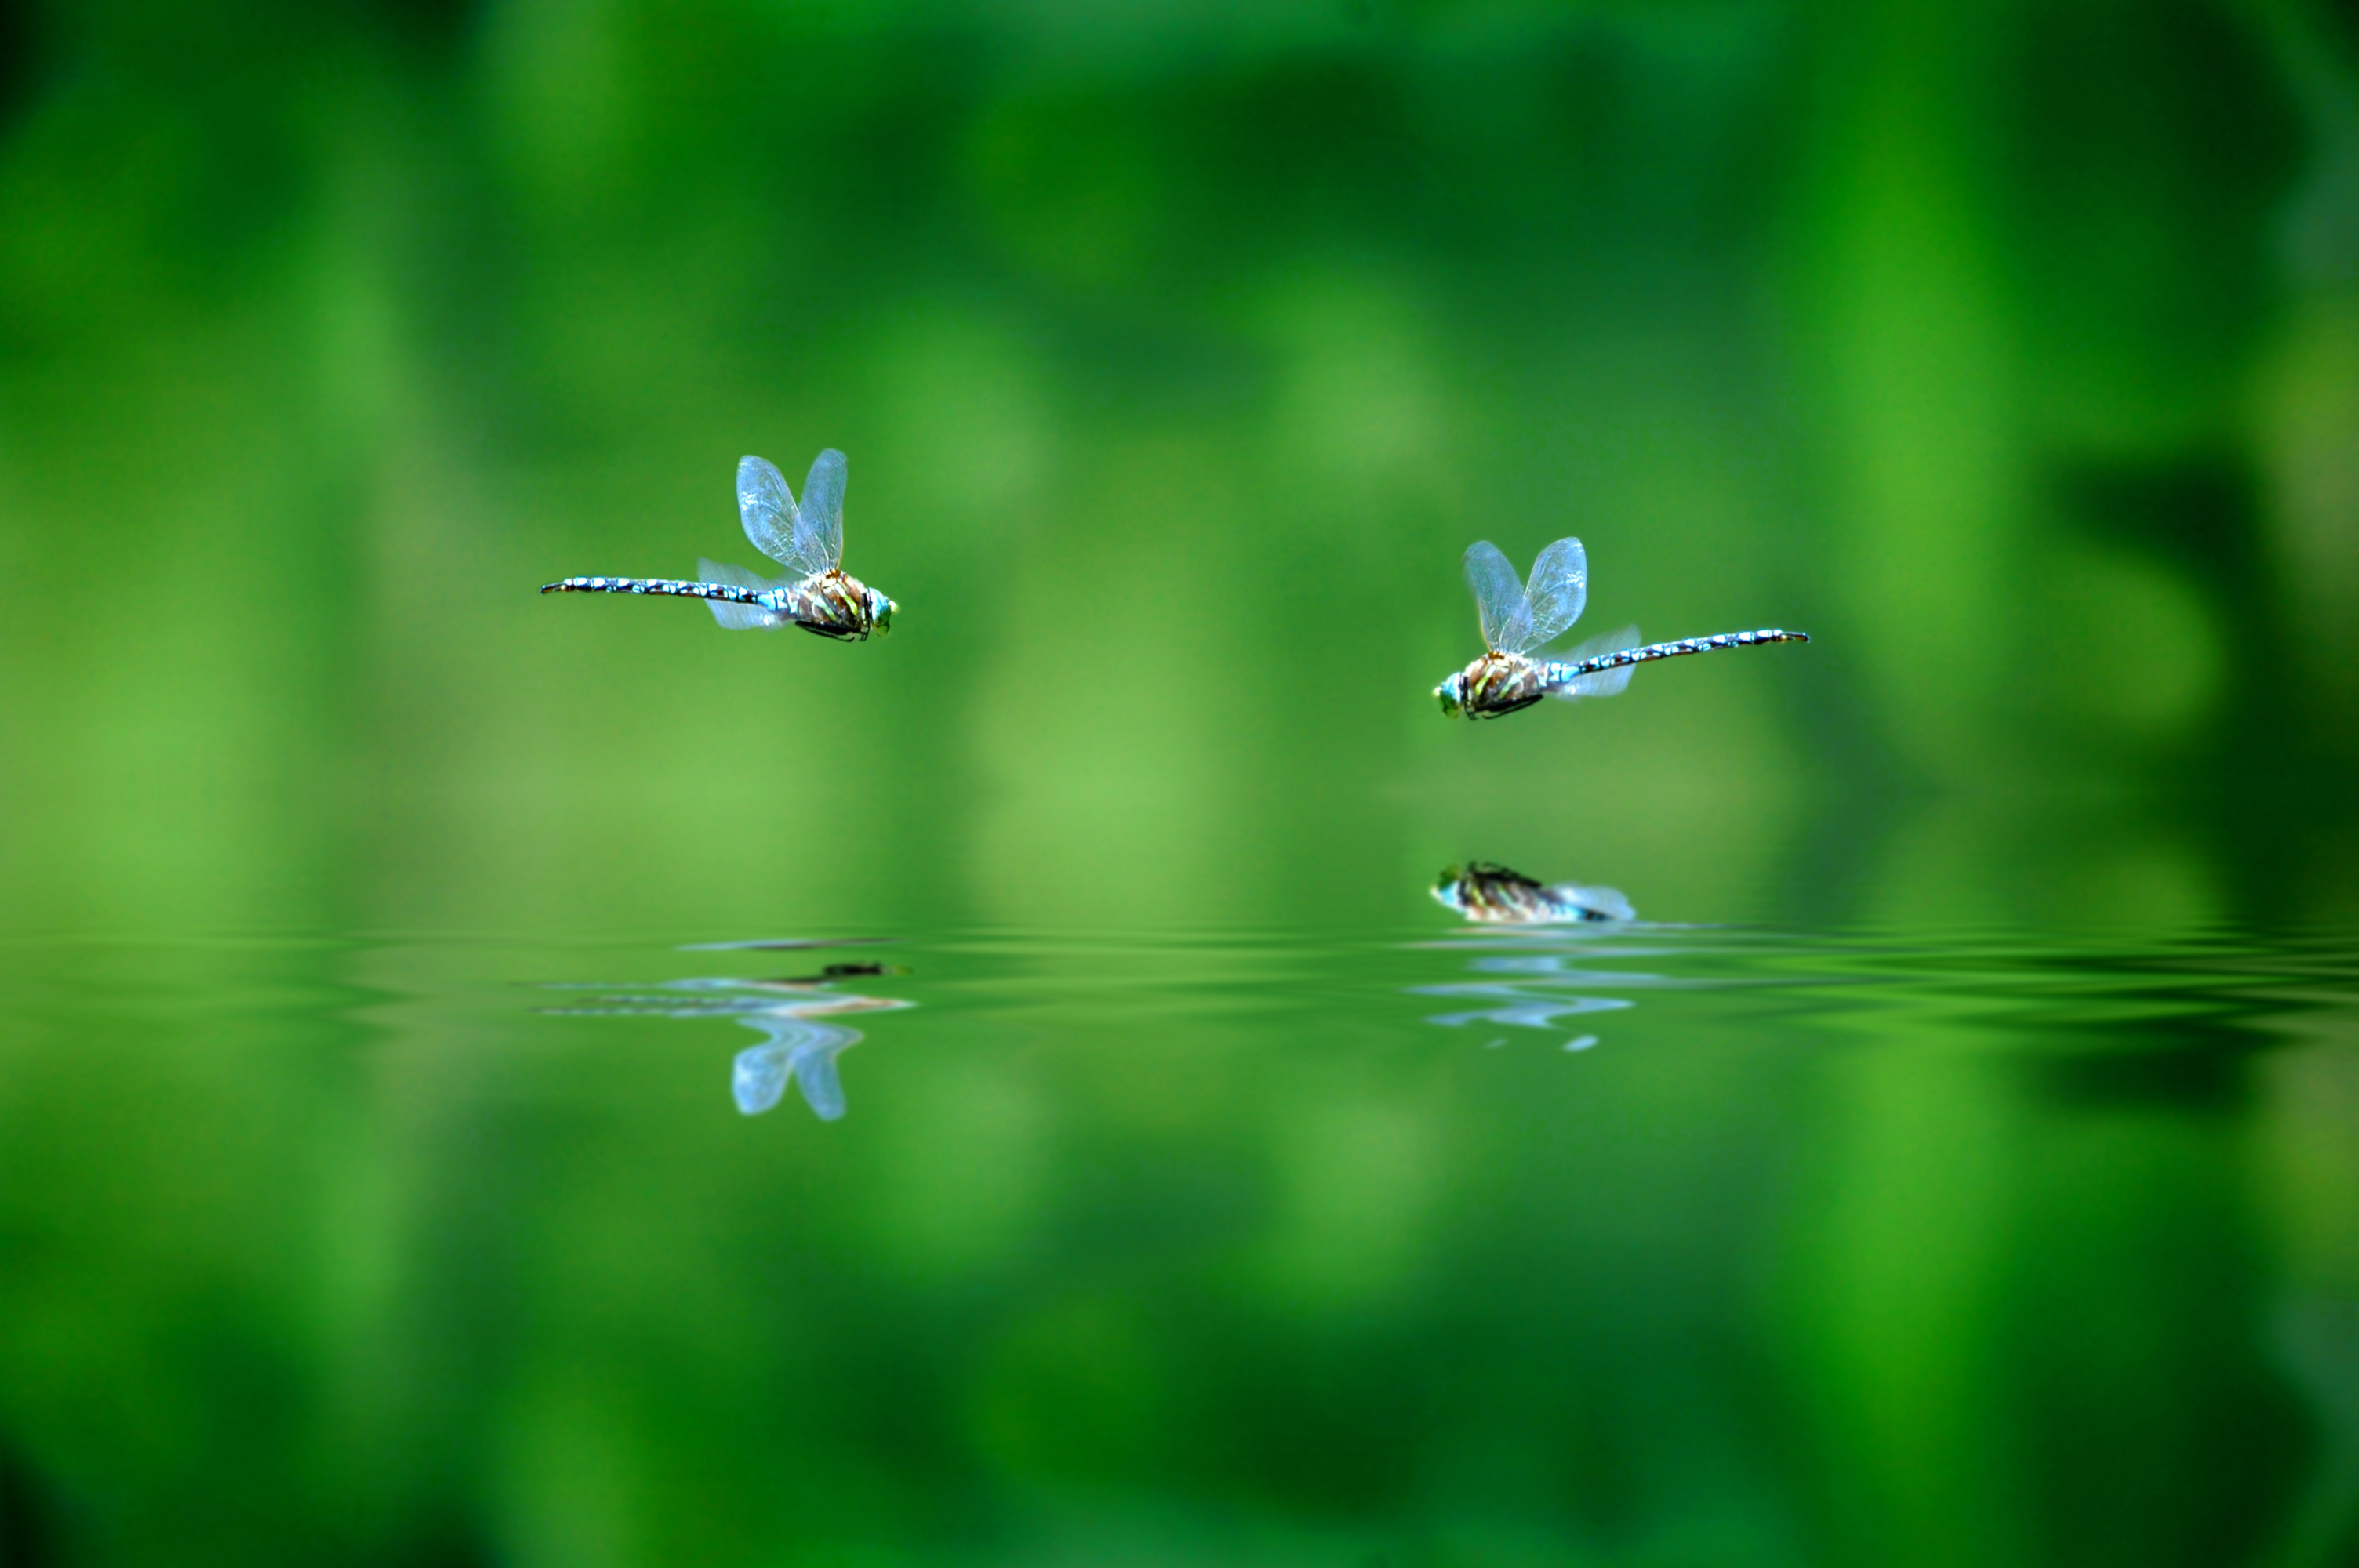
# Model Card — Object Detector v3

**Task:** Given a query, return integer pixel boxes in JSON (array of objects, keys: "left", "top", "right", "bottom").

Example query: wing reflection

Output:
[
  {"left": 540, "top": 949, "right": 913, "bottom": 1121},
  {"left": 729, "top": 1014, "right": 858, "bottom": 1120}
]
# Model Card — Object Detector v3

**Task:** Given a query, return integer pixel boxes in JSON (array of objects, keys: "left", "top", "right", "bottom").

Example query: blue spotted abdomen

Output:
[
  {"left": 540, "top": 575, "right": 776, "bottom": 608},
  {"left": 1543, "top": 629, "right": 1808, "bottom": 686}
]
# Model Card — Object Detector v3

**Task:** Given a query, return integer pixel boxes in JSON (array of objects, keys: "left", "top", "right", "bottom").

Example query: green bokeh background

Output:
[
  {"left": 4, "top": 1, "right": 2359, "bottom": 1565},
  {"left": 2, "top": 0, "right": 2354, "bottom": 936}
]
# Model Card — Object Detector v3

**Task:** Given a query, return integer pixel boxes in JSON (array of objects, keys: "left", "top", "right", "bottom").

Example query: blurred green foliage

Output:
[
  {"left": 0, "top": 0, "right": 2351, "bottom": 938},
  {"left": 2, "top": 0, "right": 2359, "bottom": 1564}
]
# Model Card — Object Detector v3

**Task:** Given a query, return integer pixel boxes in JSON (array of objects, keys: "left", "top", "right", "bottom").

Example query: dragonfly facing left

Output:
[
  {"left": 1433, "top": 862, "right": 1635, "bottom": 925},
  {"left": 541, "top": 448, "right": 896, "bottom": 641},
  {"left": 1434, "top": 538, "right": 1805, "bottom": 720}
]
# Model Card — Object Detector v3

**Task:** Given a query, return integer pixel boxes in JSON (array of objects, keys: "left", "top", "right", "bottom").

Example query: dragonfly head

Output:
[
  {"left": 1435, "top": 671, "right": 1465, "bottom": 718},
  {"left": 867, "top": 587, "right": 895, "bottom": 637}
]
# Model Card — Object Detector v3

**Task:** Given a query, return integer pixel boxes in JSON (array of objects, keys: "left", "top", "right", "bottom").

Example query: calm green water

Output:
[{"left": 3, "top": 916, "right": 2354, "bottom": 1566}]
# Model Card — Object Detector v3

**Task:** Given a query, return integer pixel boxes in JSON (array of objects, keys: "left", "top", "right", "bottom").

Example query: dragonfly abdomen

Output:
[
  {"left": 1547, "top": 628, "right": 1807, "bottom": 683},
  {"left": 540, "top": 575, "right": 777, "bottom": 608}
]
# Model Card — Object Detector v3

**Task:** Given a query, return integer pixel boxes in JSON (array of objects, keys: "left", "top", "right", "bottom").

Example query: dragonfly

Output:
[
  {"left": 540, "top": 449, "right": 896, "bottom": 640},
  {"left": 1432, "top": 862, "right": 1635, "bottom": 925},
  {"left": 1434, "top": 539, "right": 1805, "bottom": 718}
]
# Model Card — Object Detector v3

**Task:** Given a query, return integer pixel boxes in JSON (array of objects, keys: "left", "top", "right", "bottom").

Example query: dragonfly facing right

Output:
[{"left": 1434, "top": 538, "right": 1807, "bottom": 720}]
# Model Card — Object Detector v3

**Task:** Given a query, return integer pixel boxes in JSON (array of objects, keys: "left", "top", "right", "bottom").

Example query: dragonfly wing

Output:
[
  {"left": 1550, "top": 883, "right": 1636, "bottom": 922},
  {"left": 1525, "top": 537, "right": 1588, "bottom": 648},
  {"left": 732, "top": 1039, "right": 792, "bottom": 1115},
  {"left": 794, "top": 448, "right": 847, "bottom": 575},
  {"left": 733, "top": 1016, "right": 855, "bottom": 1119},
  {"left": 696, "top": 558, "right": 784, "bottom": 630},
  {"left": 789, "top": 1032, "right": 852, "bottom": 1121},
  {"left": 737, "top": 455, "right": 814, "bottom": 574},
  {"left": 1463, "top": 541, "right": 1535, "bottom": 653},
  {"left": 1547, "top": 625, "right": 1639, "bottom": 699}
]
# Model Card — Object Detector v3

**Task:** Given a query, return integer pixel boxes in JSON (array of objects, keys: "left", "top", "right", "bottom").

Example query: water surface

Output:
[{"left": 3, "top": 917, "right": 2353, "bottom": 1566}]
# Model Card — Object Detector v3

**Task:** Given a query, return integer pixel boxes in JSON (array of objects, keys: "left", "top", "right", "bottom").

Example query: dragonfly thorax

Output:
[
  {"left": 793, "top": 570, "right": 896, "bottom": 641},
  {"left": 1434, "top": 862, "right": 1556, "bottom": 921},
  {"left": 1437, "top": 651, "right": 1545, "bottom": 720}
]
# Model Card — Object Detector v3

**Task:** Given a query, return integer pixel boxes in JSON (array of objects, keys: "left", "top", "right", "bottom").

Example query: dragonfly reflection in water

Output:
[
  {"left": 1434, "top": 861, "right": 1635, "bottom": 925},
  {"left": 541, "top": 449, "right": 896, "bottom": 641},
  {"left": 1416, "top": 862, "right": 1652, "bottom": 1050},
  {"left": 1434, "top": 538, "right": 1807, "bottom": 719},
  {"left": 540, "top": 957, "right": 912, "bottom": 1121}
]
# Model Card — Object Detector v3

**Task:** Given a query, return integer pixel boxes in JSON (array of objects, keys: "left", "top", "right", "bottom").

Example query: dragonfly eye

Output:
[
  {"left": 1436, "top": 678, "right": 1463, "bottom": 717},
  {"left": 871, "top": 593, "right": 894, "bottom": 636}
]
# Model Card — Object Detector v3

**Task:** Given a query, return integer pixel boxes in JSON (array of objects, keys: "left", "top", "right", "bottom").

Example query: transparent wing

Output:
[
  {"left": 696, "top": 558, "right": 783, "bottom": 630},
  {"left": 732, "top": 1017, "right": 855, "bottom": 1120},
  {"left": 1549, "top": 884, "right": 1636, "bottom": 922},
  {"left": 732, "top": 1040, "right": 791, "bottom": 1115},
  {"left": 793, "top": 448, "right": 847, "bottom": 575},
  {"left": 1546, "top": 626, "right": 1640, "bottom": 700},
  {"left": 736, "top": 456, "right": 812, "bottom": 573},
  {"left": 1463, "top": 541, "right": 1534, "bottom": 653},
  {"left": 790, "top": 1034, "right": 850, "bottom": 1121},
  {"left": 1525, "top": 537, "right": 1588, "bottom": 648},
  {"left": 1559, "top": 667, "right": 1635, "bottom": 699}
]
